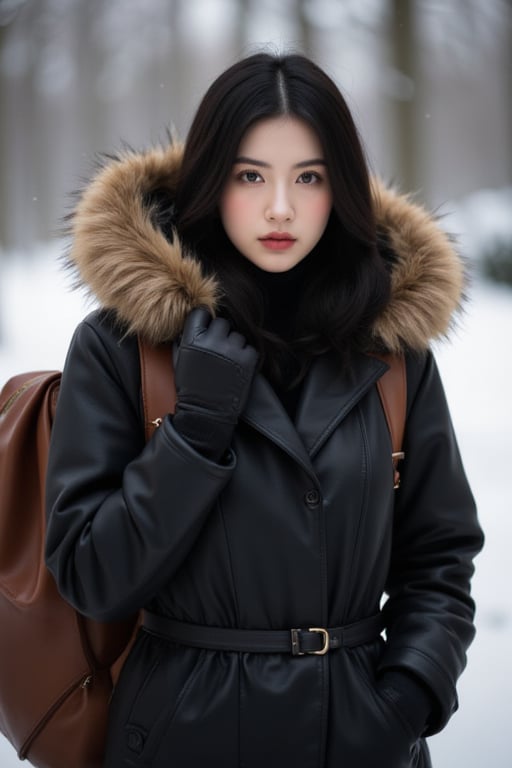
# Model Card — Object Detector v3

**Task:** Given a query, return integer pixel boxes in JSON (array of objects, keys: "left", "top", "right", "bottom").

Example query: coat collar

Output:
[
  {"left": 242, "top": 352, "right": 387, "bottom": 475},
  {"left": 66, "top": 142, "right": 466, "bottom": 355}
]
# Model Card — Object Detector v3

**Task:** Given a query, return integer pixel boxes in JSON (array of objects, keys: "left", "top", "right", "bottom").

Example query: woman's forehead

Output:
[{"left": 236, "top": 117, "right": 325, "bottom": 163}]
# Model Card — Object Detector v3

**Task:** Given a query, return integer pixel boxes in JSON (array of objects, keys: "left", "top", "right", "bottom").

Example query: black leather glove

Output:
[
  {"left": 377, "top": 669, "right": 434, "bottom": 739},
  {"left": 172, "top": 308, "right": 259, "bottom": 462}
]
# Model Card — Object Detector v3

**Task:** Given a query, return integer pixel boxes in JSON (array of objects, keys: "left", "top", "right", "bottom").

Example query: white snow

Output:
[{"left": 0, "top": 245, "right": 510, "bottom": 767}]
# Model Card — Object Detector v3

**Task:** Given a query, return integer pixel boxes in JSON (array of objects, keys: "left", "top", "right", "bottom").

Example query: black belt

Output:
[{"left": 143, "top": 611, "right": 382, "bottom": 656}]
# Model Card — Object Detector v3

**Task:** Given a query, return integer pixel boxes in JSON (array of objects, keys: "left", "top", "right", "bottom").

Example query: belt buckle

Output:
[{"left": 290, "top": 627, "right": 330, "bottom": 656}]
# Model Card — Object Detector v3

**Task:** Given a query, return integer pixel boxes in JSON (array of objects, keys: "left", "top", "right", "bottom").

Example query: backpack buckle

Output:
[{"left": 392, "top": 450, "right": 405, "bottom": 489}]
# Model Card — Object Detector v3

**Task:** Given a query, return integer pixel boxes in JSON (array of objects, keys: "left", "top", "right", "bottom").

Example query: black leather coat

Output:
[
  {"left": 46, "top": 311, "right": 482, "bottom": 767},
  {"left": 45, "top": 144, "right": 483, "bottom": 767}
]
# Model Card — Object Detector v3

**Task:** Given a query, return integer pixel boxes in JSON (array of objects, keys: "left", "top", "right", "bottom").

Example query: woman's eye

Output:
[
  {"left": 239, "top": 170, "right": 263, "bottom": 183},
  {"left": 297, "top": 171, "right": 320, "bottom": 184}
]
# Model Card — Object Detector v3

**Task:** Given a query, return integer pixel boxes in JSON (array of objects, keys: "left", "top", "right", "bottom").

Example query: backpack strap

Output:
[
  {"left": 138, "top": 339, "right": 176, "bottom": 442},
  {"left": 375, "top": 353, "right": 407, "bottom": 489}
]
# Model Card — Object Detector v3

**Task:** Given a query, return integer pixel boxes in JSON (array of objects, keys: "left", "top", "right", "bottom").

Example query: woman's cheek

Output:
[
  {"left": 221, "top": 190, "right": 252, "bottom": 233},
  {"left": 308, "top": 195, "right": 332, "bottom": 231}
]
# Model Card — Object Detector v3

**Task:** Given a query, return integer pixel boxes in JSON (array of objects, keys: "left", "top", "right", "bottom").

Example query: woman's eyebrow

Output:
[
  {"left": 233, "top": 156, "right": 270, "bottom": 167},
  {"left": 233, "top": 156, "right": 326, "bottom": 168},
  {"left": 294, "top": 159, "right": 326, "bottom": 168}
]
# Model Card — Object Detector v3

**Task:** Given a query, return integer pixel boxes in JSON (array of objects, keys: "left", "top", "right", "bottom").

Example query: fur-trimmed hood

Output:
[{"left": 67, "top": 143, "right": 464, "bottom": 352}]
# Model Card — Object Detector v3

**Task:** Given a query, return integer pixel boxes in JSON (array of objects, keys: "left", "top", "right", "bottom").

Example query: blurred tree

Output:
[
  {"left": 73, "top": 0, "right": 105, "bottom": 166},
  {"left": 389, "top": 0, "right": 418, "bottom": 192},
  {"left": 30, "top": 0, "right": 54, "bottom": 248},
  {"left": 2, "top": 0, "right": 39, "bottom": 249},
  {"left": 0, "top": 22, "right": 8, "bottom": 253},
  {"left": 167, "top": 0, "right": 185, "bottom": 138},
  {"left": 505, "top": 0, "right": 512, "bottom": 182},
  {"left": 297, "top": 0, "right": 314, "bottom": 57},
  {"left": 233, "top": 0, "right": 251, "bottom": 54},
  {"left": 0, "top": 0, "right": 29, "bottom": 27}
]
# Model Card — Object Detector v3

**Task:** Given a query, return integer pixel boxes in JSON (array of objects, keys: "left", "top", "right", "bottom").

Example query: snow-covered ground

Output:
[{"left": 0, "top": 249, "right": 511, "bottom": 766}]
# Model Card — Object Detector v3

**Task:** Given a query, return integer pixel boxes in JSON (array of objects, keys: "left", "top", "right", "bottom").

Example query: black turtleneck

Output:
[{"left": 246, "top": 254, "right": 314, "bottom": 418}]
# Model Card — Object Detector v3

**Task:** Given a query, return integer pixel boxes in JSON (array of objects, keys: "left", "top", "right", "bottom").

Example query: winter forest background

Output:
[{"left": 1, "top": 0, "right": 511, "bottom": 766}]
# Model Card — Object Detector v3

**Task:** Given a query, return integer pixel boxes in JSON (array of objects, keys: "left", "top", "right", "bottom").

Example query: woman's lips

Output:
[{"left": 259, "top": 233, "right": 296, "bottom": 251}]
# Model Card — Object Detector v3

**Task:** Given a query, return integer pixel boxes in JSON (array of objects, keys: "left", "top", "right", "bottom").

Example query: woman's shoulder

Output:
[
  {"left": 55, "top": 310, "right": 145, "bottom": 426},
  {"left": 79, "top": 308, "right": 135, "bottom": 349},
  {"left": 401, "top": 347, "right": 452, "bottom": 419},
  {"left": 67, "top": 309, "right": 141, "bottom": 388}
]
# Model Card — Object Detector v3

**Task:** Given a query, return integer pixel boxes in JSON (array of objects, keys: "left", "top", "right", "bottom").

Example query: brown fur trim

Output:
[
  {"left": 69, "top": 143, "right": 218, "bottom": 344},
  {"left": 370, "top": 177, "right": 464, "bottom": 352},
  {"left": 67, "top": 144, "right": 464, "bottom": 350}
]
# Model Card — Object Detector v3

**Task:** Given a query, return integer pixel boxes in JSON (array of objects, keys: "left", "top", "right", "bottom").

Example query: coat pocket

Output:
[
  {"left": 104, "top": 632, "right": 206, "bottom": 766},
  {"left": 345, "top": 643, "right": 420, "bottom": 768}
]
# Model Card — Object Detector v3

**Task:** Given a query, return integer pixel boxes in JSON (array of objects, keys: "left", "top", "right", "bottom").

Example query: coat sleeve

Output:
[
  {"left": 45, "top": 317, "right": 236, "bottom": 621},
  {"left": 378, "top": 350, "right": 484, "bottom": 735}
]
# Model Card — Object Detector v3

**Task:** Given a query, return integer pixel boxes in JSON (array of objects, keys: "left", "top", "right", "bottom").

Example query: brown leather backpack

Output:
[{"left": 0, "top": 342, "right": 404, "bottom": 768}]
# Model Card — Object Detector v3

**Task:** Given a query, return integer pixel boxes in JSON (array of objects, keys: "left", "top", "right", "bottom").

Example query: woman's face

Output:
[{"left": 219, "top": 116, "right": 332, "bottom": 273}]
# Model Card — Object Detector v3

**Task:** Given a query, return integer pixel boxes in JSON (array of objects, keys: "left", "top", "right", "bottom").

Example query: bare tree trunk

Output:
[
  {"left": 74, "top": 0, "right": 106, "bottom": 161},
  {"left": 32, "top": 2, "right": 52, "bottom": 246},
  {"left": 0, "top": 16, "right": 34, "bottom": 251},
  {"left": 390, "top": 0, "right": 418, "bottom": 191},
  {"left": 163, "top": 0, "right": 187, "bottom": 138},
  {"left": 298, "top": 0, "right": 314, "bottom": 57},
  {"left": 505, "top": 1, "right": 512, "bottom": 181},
  {"left": 12, "top": 6, "right": 39, "bottom": 250},
  {"left": 233, "top": 0, "right": 251, "bottom": 57},
  {"left": 0, "top": 24, "right": 9, "bottom": 253},
  {"left": 0, "top": 24, "right": 7, "bottom": 341}
]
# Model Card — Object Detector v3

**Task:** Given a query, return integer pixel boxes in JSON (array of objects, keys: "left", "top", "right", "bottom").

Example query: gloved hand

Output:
[
  {"left": 172, "top": 307, "right": 259, "bottom": 462},
  {"left": 377, "top": 669, "right": 434, "bottom": 739}
]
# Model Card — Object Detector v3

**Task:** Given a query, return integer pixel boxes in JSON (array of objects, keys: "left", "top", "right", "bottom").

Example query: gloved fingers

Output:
[
  {"left": 227, "top": 331, "right": 247, "bottom": 350},
  {"left": 178, "top": 309, "right": 259, "bottom": 378},
  {"left": 180, "top": 307, "right": 213, "bottom": 345},
  {"left": 206, "top": 317, "right": 232, "bottom": 344},
  {"left": 239, "top": 343, "right": 259, "bottom": 370}
]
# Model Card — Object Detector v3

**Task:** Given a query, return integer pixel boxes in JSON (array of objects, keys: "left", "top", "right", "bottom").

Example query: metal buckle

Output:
[
  {"left": 290, "top": 627, "right": 330, "bottom": 656},
  {"left": 392, "top": 451, "right": 405, "bottom": 489},
  {"left": 308, "top": 627, "right": 330, "bottom": 654}
]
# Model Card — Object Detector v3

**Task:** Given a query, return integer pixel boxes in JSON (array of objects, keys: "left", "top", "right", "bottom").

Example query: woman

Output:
[{"left": 45, "top": 53, "right": 483, "bottom": 767}]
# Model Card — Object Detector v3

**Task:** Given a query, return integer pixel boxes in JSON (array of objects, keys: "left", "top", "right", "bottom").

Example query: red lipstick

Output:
[{"left": 259, "top": 232, "right": 296, "bottom": 251}]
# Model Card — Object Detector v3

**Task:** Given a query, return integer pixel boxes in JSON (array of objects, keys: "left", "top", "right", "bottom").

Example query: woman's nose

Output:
[{"left": 265, "top": 185, "right": 294, "bottom": 222}]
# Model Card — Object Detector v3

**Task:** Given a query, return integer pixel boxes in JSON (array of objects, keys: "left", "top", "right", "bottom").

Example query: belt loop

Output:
[{"left": 290, "top": 628, "right": 302, "bottom": 656}]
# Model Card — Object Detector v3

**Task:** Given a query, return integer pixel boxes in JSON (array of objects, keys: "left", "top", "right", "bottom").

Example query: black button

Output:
[
  {"left": 127, "top": 728, "right": 145, "bottom": 754},
  {"left": 304, "top": 489, "right": 321, "bottom": 508}
]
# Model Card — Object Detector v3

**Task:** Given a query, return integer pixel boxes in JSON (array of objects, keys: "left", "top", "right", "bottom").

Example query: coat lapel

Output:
[
  {"left": 241, "top": 374, "right": 316, "bottom": 478},
  {"left": 241, "top": 352, "right": 388, "bottom": 468},
  {"left": 295, "top": 351, "right": 388, "bottom": 458}
]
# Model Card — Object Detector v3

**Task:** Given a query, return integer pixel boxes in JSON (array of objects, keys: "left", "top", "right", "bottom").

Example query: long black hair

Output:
[{"left": 174, "top": 52, "right": 390, "bottom": 384}]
